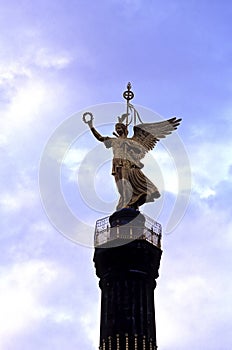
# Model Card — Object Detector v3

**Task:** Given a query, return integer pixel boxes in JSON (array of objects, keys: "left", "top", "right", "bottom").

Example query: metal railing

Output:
[{"left": 94, "top": 213, "right": 162, "bottom": 248}]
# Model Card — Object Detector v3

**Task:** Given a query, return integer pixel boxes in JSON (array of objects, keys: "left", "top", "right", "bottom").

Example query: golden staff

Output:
[{"left": 123, "top": 82, "right": 134, "bottom": 126}]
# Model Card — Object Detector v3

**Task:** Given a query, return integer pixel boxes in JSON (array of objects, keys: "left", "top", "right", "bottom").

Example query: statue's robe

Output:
[{"left": 104, "top": 138, "right": 160, "bottom": 210}]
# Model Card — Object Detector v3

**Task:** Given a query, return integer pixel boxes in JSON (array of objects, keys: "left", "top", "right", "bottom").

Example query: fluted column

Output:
[{"left": 94, "top": 238, "right": 162, "bottom": 350}]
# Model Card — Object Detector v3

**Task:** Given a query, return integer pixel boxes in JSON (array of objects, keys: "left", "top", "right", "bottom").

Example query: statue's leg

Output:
[
  {"left": 114, "top": 167, "right": 123, "bottom": 210},
  {"left": 115, "top": 167, "right": 133, "bottom": 210}
]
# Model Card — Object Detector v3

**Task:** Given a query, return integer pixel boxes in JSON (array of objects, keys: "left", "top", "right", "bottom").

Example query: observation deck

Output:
[{"left": 94, "top": 211, "right": 162, "bottom": 248}]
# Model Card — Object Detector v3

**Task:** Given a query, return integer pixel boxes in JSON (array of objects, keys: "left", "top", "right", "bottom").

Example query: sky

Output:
[{"left": 0, "top": 0, "right": 232, "bottom": 349}]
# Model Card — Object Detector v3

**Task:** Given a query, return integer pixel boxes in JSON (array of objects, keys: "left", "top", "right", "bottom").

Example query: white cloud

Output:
[
  {"left": 0, "top": 172, "right": 38, "bottom": 213},
  {"left": 2, "top": 80, "right": 51, "bottom": 130},
  {"left": 62, "top": 148, "right": 90, "bottom": 167},
  {"left": 0, "top": 46, "right": 72, "bottom": 86},
  {"left": 34, "top": 48, "right": 72, "bottom": 69},
  {"left": 0, "top": 61, "right": 31, "bottom": 85},
  {"left": 0, "top": 79, "right": 57, "bottom": 158},
  {"left": 156, "top": 243, "right": 232, "bottom": 347},
  {"left": 0, "top": 74, "right": 69, "bottom": 153},
  {"left": 50, "top": 311, "right": 73, "bottom": 323},
  {"left": 61, "top": 148, "right": 91, "bottom": 182},
  {"left": 0, "top": 42, "right": 74, "bottom": 146},
  {"left": 199, "top": 186, "right": 216, "bottom": 199},
  {"left": 150, "top": 148, "right": 179, "bottom": 194},
  {"left": 0, "top": 187, "right": 37, "bottom": 212},
  {"left": 191, "top": 141, "right": 231, "bottom": 184},
  {"left": 0, "top": 255, "right": 96, "bottom": 348},
  {"left": 0, "top": 260, "right": 57, "bottom": 346},
  {"left": 188, "top": 113, "right": 232, "bottom": 198},
  {"left": 80, "top": 307, "right": 100, "bottom": 349}
]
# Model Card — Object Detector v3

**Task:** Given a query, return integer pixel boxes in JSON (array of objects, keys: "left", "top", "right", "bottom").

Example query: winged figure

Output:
[{"left": 84, "top": 114, "right": 181, "bottom": 210}]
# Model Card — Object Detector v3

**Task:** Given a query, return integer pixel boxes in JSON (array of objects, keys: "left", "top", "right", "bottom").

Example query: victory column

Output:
[{"left": 83, "top": 83, "right": 181, "bottom": 350}]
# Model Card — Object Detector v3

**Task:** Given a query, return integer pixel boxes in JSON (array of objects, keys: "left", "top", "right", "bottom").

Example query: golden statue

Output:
[{"left": 83, "top": 84, "right": 181, "bottom": 211}]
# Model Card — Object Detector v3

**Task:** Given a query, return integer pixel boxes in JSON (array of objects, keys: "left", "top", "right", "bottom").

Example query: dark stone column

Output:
[{"left": 94, "top": 210, "right": 162, "bottom": 350}]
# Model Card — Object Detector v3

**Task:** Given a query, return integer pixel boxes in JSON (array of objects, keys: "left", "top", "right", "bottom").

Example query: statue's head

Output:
[{"left": 115, "top": 123, "right": 128, "bottom": 137}]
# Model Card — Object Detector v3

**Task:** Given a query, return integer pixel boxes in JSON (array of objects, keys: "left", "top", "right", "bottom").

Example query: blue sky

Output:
[{"left": 0, "top": 0, "right": 232, "bottom": 349}]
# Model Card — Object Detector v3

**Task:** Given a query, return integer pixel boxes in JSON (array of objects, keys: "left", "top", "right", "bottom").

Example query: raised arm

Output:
[
  {"left": 90, "top": 126, "right": 108, "bottom": 142},
  {"left": 86, "top": 119, "right": 108, "bottom": 142},
  {"left": 83, "top": 113, "right": 111, "bottom": 144}
]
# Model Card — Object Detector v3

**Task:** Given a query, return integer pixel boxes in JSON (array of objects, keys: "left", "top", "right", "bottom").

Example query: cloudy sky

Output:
[{"left": 1, "top": 0, "right": 232, "bottom": 349}]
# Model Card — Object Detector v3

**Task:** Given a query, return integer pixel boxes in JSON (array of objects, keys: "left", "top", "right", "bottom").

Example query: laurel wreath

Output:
[{"left": 82, "top": 112, "right": 94, "bottom": 124}]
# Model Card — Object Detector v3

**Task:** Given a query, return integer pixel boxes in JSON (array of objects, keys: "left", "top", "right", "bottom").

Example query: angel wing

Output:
[{"left": 131, "top": 117, "right": 181, "bottom": 159}]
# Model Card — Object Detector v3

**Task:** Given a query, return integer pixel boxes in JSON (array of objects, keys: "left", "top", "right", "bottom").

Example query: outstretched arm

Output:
[{"left": 86, "top": 119, "right": 110, "bottom": 143}]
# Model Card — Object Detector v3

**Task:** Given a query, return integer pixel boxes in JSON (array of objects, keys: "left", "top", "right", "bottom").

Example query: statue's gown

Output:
[{"left": 104, "top": 138, "right": 160, "bottom": 210}]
